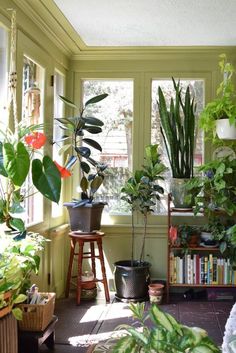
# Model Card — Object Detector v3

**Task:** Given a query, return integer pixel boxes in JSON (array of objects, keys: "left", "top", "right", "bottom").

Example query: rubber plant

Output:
[
  {"left": 157, "top": 77, "right": 196, "bottom": 179},
  {"left": 0, "top": 122, "right": 61, "bottom": 232},
  {"left": 121, "top": 144, "right": 167, "bottom": 263},
  {"left": 110, "top": 303, "right": 220, "bottom": 353},
  {"left": 55, "top": 93, "right": 108, "bottom": 206}
]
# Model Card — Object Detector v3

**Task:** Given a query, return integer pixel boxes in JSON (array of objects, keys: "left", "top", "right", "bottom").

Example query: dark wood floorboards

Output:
[{"left": 39, "top": 290, "right": 234, "bottom": 353}]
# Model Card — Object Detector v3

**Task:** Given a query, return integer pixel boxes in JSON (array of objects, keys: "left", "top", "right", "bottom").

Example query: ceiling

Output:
[{"left": 53, "top": 0, "right": 236, "bottom": 47}]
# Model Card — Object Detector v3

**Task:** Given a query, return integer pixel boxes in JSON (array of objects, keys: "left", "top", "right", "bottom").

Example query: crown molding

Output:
[
  {"left": 11, "top": 0, "right": 85, "bottom": 56},
  {"left": 71, "top": 46, "right": 236, "bottom": 61}
]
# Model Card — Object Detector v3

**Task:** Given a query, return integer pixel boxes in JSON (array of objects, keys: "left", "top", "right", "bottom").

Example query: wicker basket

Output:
[{"left": 18, "top": 292, "right": 56, "bottom": 331}]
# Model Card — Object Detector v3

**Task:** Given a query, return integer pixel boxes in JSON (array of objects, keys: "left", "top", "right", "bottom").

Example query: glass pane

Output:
[
  {"left": 22, "top": 56, "right": 44, "bottom": 225},
  {"left": 0, "top": 27, "right": 8, "bottom": 124},
  {"left": 82, "top": 80, "right": 133, "bottom": 215},
  {"left": 52, "top": 71, "right": 65, "bottom": 218},
  {"left": 151, "top": 79, "right": 204, "bottom": 213}
]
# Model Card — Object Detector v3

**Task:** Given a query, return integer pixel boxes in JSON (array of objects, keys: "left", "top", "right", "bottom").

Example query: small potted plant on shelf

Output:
[
  {"left": 157, "top": 78, "right": 197, "bottom": 208},
  {"left": 199, "top": 54, "right": 236, "bottom": 140},
  {"left": 113, "top": 144, "right": 167, "bottom": 302},
  {"left": 56, "top": 93, "right": 108, "bottom": 232},
  {"left": 95, "top": 303, "right": 220, "bottom": 353},
  {"left": 176, "top": 224, "right": 200, "bottom": 248}
]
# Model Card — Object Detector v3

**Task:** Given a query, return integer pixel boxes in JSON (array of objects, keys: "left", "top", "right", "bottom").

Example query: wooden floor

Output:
[{"left": 39, "top": 289, "right": 234, "bottom": 353}]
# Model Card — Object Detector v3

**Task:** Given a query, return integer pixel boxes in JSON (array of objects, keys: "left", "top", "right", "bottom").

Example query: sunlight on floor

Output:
[
  {"left": 80, "top": 302, "right": 132, "bottom": 323},
  {"left": 69, "top": 329, "right": 126, "bottom": 347}
]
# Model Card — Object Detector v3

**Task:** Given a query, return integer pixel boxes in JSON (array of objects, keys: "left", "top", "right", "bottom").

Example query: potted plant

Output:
[
  {"left": 56, "top": 93, "right": 108, "bottom": 232},
  {"left": 186, "top": 156, "right": 236, "bottom": 217},
  {"left": 176, "top": 224, "right": 200, "bottom": 248},
  {"left": 0, "top": 232, "right": 47, "bottom": 320},
  {"left": 114, "top": 144, "right": 167, "bottom": 301},
  {"left": 157, "top": 78, "right": 197, "bottom": 208},
  {"left": 97, "top": 303, "right": 220, "bottom": 352},
  {"left": 199, "top": 54, "right": 236, "bottom": 140},
  {"left": 0, "top": 120, "right": 61, "bottom": 232}
]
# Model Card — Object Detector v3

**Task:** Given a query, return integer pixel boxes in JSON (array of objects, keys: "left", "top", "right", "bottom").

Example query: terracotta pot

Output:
[{"left": 148, "top": 283, "right": 164, "bottom": 304}]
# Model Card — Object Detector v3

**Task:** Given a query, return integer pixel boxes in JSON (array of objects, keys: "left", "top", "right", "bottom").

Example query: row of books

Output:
[{"left": 169, "top": 252, "right": 236, "bottom": 285}]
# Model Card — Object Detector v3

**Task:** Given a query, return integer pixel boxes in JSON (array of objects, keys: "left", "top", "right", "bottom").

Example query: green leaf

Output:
[
  {"left": 85, "top": 93, "right": 108, "bottom": 107},
  {"left": 112, "top": 335, "right": 137, "bottom": 353},
  {"left": 32, "top": 156, "right": 61, "bottom": 203},
  {"left": 83, "top": 117, "right": 104, "bottom": 127},
  {"left": 9, "top": 217, "right": 25, "bottom": 231},
  {"left": 80, "top": 176, "right": 88, "bottom": 193},
  {"left": 80, "top": 161, "right": 90, "bottom": 174},
  {"left": 14, "top": 294, "right": 27, "bottom": 304},
  {"left": 0, "top": 142, "right": 8, "bottom": 177},
  {"left": 84, "top": 126, "right": 102, "bottom": 134},
  {"left": 3, "top": 142, "right": 30, "bottom": 186},
  {"left": 12, "top": 307, "right": 23, "bottom": 320},
  {"left": 82, "top": 138, "right": 102, "bottom": 152},
  {"left": 59, "top": 95, "right": 77, "bottom": 108}
]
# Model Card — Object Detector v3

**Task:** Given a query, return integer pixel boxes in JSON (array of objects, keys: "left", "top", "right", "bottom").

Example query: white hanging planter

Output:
[{"left": 216, "top": 118, "right": 236, "bottom": 140}]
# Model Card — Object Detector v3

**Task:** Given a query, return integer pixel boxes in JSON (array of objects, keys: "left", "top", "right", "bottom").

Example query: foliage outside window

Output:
[{"left": 82, "top": 80, "right": 133, "bottom": 215}]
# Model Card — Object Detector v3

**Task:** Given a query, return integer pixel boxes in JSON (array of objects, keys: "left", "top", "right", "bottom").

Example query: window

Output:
[
  {"left": 151, "top": 79, "right": 204, "bottom": 213},
  {"left": 52, "top": 70, "right": 65, "bottom": 218},
  {"left": 82, "top": 80, "right": 133, "bottom": 215},
  {"left": 22, "top": 56, "right": 44, "bottom": 226},
  {"left": 0, "top": 26, "right": 8, "bottom": 124}
]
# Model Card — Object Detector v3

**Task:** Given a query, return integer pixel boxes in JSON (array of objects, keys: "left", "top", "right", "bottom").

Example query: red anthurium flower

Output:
[
  {"left": 25, "top": 132, "right": 47, "bottom": 149},
  {"left": 54, "top": 161, "right": 71, "bottom": 178},
  {"left": 169, "top": 226, "right": 178, "bottom": 245}
]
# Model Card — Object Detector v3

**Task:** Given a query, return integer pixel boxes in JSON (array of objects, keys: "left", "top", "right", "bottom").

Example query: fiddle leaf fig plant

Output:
[
  {"left": 56, "top": 93, "right": 108, "bottom": 206},
  {"left": 121, "top": 144, "right": 167, "bottom": 263}
]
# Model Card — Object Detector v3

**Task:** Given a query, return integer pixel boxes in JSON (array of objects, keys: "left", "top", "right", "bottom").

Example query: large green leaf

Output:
[
  {"left": 82, "top": 138, "right": 102, "bottom": 152},
  {"left": 32, "top": 156, "right": 61, "bottom": 203},
  {"left": 59, "top": 95, "right": 77, "bottom": 108},
  {"left": 85, "top": 93, "right": 108, "bottom": 107},
  {"left": 3, "top": 142, "right": 30, "bottom": 186},
  {"left": 0, "top": 142, "right": 8, "bottom": 177},
  {"left": 9, "top": 217, "right": 25, "bottom": 231}
]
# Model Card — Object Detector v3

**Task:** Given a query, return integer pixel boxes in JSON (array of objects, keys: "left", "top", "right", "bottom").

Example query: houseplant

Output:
[
  {"left": 199, "top": 54, "right": 236, "bottom": 140},
  {"left": 114, "top": 144, "right": 167, "bottom": 301},
  {"left": 186, "top": 156, "right": 236, "bottom": 217},
  {"left": 0, "top": 122, "right": 61, "bottom": 232},
  {"left": 0, "top": 232, "right": 46, "bottom": 320},
  {"left": 157, "top": 77, "right": 197, "bottom": 208},
  {"left": 95, "top": 303, "right": 220, "bottom": 352},
  {"left": 56, "top": 93, "right": 108, "bottom": 232}
]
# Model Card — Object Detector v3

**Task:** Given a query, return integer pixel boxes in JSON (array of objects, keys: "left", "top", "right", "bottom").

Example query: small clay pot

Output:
[{"left": 148, "top": 283, "right": 164, "bottom": 304}]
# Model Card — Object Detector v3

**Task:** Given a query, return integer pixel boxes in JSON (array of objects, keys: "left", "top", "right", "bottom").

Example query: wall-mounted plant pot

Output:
[
  {"left": 170, "top": 178, "right": 193, "bottom": 208},
  {"left": 216, "top": 119, "right": 236, "bottom": 140},
  {"left": 64, "top": 202, "right": 104, "bottom": 232},
  {"left": 114, "top": 260, "right": 150, "bottom": 302}
]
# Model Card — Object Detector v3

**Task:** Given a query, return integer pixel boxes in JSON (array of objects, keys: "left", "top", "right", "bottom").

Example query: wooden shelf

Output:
[
  {"left": 169, "top": 284, "right": 236, "bottom": 288},
  {"left": 170, "top": 247, "right": 220, "bottom": 251}
]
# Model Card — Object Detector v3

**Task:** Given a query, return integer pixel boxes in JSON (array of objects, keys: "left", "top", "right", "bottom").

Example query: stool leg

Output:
[
  {"left": 77, "top": 240, "right": 84, "bottom": 305},
  {"left": 90, "top": 241, "right": 96, "bottom": 279},
  {"left": 65, "top": 238, "right": 76, "bottom": 297},
  {"left": 97, "top": 239, "right": 110, "bottom": 303}
]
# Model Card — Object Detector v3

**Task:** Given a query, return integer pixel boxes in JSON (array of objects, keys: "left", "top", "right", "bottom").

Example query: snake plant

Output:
[{"left": 157, "top": 78, "right": 196, "bottom": 179}]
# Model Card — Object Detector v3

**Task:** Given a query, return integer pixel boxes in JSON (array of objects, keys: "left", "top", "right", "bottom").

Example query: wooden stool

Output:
[{"left": 65, "top": 231, "right": 110, "bottom": 305}]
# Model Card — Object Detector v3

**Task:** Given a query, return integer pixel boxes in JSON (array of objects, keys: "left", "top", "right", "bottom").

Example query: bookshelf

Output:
[{"left": 166, "top": 194, "right": 236, "bottom": 303}]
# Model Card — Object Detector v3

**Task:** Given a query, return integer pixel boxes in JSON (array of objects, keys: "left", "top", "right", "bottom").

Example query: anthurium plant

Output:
[
  {"left": 55, "top": 93, "right": 108, "bottom": 207},
  {"left": 0, "top": 232, "right": 47, "bottom": 319},
  {"left": 111, "top": 303, "right": 220, "bottom": 353},
  {"left": 0, "top": 121, "right": 61, "bottom": 231}
]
